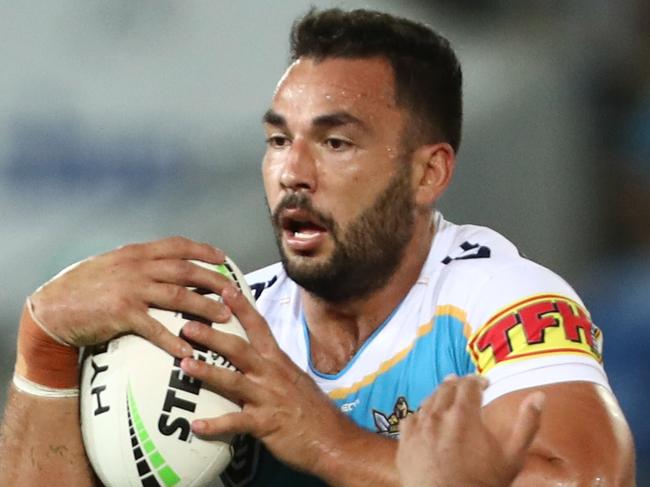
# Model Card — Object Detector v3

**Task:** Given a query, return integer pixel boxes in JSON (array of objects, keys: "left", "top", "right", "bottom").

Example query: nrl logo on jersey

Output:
[{"left": 372, "top": 396, "right": 413, "bottom": 438}]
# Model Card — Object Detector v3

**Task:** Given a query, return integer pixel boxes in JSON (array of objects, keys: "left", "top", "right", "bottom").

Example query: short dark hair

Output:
[{"left": 290, "top": 8, "right": 463, "bottom": 153}]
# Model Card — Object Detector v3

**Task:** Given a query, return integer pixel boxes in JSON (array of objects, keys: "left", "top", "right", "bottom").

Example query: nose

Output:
[{"left": 279, "top": 138, "right": 316, "bottom": 192}]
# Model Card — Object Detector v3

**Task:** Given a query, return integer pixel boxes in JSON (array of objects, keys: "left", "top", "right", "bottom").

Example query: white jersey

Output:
[{"left": 220, "top": 211, "right": 608, "bottom": 486}]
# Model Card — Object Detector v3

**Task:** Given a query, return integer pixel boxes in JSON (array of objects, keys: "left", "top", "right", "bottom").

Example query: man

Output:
[{"left": 0, "top": 8, "right": 635, "bottom": 486}]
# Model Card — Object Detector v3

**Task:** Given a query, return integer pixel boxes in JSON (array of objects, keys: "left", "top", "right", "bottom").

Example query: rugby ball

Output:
[{"left": 80, "top": 257, "right": 253, "bottom": 487}]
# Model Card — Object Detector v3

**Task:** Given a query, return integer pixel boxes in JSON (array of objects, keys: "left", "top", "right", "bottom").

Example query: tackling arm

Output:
[
  {"left": 0, "top": 387, "right": 97, "bottom": 486},
  {"left": 483, "top": 382, "right": 636, "bottom": 486}
]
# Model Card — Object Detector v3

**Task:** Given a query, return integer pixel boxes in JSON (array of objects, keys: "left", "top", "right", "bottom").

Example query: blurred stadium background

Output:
[{"left": 1, "top": 0, "right": 648, "bottom": 480}]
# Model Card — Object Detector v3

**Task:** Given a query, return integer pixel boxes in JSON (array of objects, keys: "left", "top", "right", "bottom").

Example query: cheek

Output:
[
  {"left": 262, "top": 156, "right": 281, "bottom": 200},
  {"left": 326, "top": 178, "right": 377, "bottom": 227}
]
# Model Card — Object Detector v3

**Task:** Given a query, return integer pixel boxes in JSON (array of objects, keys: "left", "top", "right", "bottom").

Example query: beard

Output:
[{"left": 270, "top": 161, "right": 415, "bottom": 303}]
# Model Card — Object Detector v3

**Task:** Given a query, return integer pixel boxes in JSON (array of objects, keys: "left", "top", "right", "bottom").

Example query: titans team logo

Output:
[{"left": 372, "top": 396, "right": 413, "bottom": 438}]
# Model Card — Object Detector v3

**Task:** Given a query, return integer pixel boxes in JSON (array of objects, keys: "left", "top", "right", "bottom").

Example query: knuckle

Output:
[
  {"left": 110, "top": 295, "right": 133, "bottom": 318},
  {"left": 427, "top": 409, "right": 444, "bottom": 423},
  {"left": 208, "top": 243, "right": 223, "bottom": 256},
  {"left": 227, "top": 335, "right": 247, "bottom": 356},
  {"left": 209, "top": 362, "right": 225, "bottom": 379},
  {"left": 174, "top": 260, "right": 195, "bottom": 281},
  {"left": 250, "top": 411, "right": 268, "bottom": 434},
  {"left": 224, "top": 369, "right": 244, "bottom": 389},
  {"left": 167, "top": 235, "right": 190, "bottom": 248},
  {"left": 215, "top": 301, "right": 230, "bottom": 317},
  {"left": 200, "top": 242, "right": 226, "bottom": 259},
  {"left": 165, "top": 284, "right": 187, "bottom": 306},
  {"left": 257, "top": 344, "right": 279, "bottom": 361},
  {"left": 117, "top": 242, "right": 142, "bottom": 256},
  {"left": 205, "top": 298, "right": 231, "bottom": 323},
  {"left": 144, "top": 320, "right": 165, "bottom": 341},
  {"left": 197, "top": 300, "right": 218, "bottom": 323},
  {"left": 436, "top": 382, "right": 454, "bottom": 397}
]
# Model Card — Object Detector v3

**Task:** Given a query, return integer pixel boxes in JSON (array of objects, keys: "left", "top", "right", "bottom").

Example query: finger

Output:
[
  {"left": 131, "top": 312, "right": 194, "bottom": 358},
  {"left": 222, "top": 285, "right": 277, "bottom": 355},
  {"left": 192, "top": 411, "right": 256, "bottom": 437},
  {"left": 143, "top": 259, "right": 232, "bottom": 293},
  {"left": 399, "top": 412, "right": 417, "bottom": 439},
  {"left": 454, "top": 375, "right": 489, "bottom": 416},
  {"left": 118, "top": 236, "right": 225, "bottom": 262},
  {"left": 145, "top": 282, "right": 232, "bottom": 324},
  {"left": 504, "top": 391, "right": 545, "bottom": 462},
  {"left": 418, "top": 389, "right": 438, "bottom": 412},
  {"left": 180, "top": 356, "right": 258, "bottom": 405},
  {"left": 416, "top": 377, "right": 459, "bottom": 443},
  {"left": 181, "top": 321, "right": 262, "bottom": 373},
  {"left": 426, "top": 374, "right": 459, "bottom": 416}
]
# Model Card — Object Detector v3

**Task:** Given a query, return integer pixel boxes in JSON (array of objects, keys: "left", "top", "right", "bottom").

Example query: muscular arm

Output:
[
  {"left": 397, "top": 376, "right": 634, "bottom": 487},
  {"left": 0, "top": 387, "right": 96, "bottom": 486},
  {"left": 483, "top": 382, "right": 636, "bottom": 486}
]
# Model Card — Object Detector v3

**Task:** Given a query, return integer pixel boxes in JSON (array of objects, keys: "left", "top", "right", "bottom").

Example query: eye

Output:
[
  {"left": 266, "top": 135, "right": 290, "bottom": 149},
  {"left": 324, "top": 137, "right": 352, "bottom": 151}
]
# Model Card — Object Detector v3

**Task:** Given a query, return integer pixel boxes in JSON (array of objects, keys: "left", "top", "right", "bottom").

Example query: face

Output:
[{"left": 262, "top": 57, "right": 417, "bottom": 302}]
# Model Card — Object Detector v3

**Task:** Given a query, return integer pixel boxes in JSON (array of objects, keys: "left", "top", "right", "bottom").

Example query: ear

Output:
[{"left": 411, "top": 143, "right": 456, "bottom": 207}]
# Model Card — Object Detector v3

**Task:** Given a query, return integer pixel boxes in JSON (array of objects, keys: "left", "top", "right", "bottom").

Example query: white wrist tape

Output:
[{"left": 12, "top": 373, "right": 79, "bottom": 398}]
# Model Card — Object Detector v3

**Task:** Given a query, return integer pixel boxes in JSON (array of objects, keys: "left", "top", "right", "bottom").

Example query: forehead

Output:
[{"left": 271, "top": 56, "right": 400, "bottom": 119}]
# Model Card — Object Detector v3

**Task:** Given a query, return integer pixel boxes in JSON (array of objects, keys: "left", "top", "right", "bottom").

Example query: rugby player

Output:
[{"left": 0, "top": 8, "right": 635, "bottom": 486}]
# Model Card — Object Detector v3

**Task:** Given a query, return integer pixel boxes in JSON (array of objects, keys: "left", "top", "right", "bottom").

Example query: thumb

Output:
[{"left": 504, "top": 391, "right": 545, "bottom": 463}]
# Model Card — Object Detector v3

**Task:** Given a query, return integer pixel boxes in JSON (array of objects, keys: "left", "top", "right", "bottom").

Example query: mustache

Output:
[{"left": 271, "top": 193, "right": 335, "bottom": 232}]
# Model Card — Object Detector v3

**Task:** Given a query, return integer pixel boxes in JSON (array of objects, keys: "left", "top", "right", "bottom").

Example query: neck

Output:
[{"left": 301, "top": 211, "right": 436, "bottom": 374}]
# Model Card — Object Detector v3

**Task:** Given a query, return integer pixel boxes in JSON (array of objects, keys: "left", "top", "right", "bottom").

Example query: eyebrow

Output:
[
  {"left": 262, "top": 109, "right": 369, "bottom": 132},
  {"left": 312, "top": 112, "right": 370, "bottom": 132},
  {"left": 262, "top": 109, "right": 286, "bottom": 128}
]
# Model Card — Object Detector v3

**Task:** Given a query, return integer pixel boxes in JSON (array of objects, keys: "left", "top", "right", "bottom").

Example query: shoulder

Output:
[
  {"left": 431, "top": 217, "right": 581, "bottom": 328},
  {"left": 429, "top": 215, "right": 607, "bottom": 403}
]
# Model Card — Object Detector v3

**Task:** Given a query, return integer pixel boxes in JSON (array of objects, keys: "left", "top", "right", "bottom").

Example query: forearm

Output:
[
  {"left": 0, "top": 384, "right": 96, "bottom": 486},
  {"left": 1, "top": 301, "right": 96, "bottom": 485},
  {"left": 313, "top": 426, "right": 400, "bottom": 487}
]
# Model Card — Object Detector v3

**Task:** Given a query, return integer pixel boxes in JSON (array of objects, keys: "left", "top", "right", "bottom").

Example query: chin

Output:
[
  {"left": 283, "top": 251, "right": 326, "bottom": 272},
  {"left": 281, "top": 250, "right": 328, "bottom": 279},
  {"left": 281, "top": 239, "right": 332, "bottom": 261}
]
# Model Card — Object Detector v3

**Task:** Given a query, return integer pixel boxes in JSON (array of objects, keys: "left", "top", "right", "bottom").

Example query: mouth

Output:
[{"left": 279, "top": 208, "right": 329, "bottom": 253}]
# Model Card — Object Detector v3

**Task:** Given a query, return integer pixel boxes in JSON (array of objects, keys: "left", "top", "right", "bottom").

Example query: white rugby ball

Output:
[{"left": 80, "top": 257, "right": 253, "bottom": 487}]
